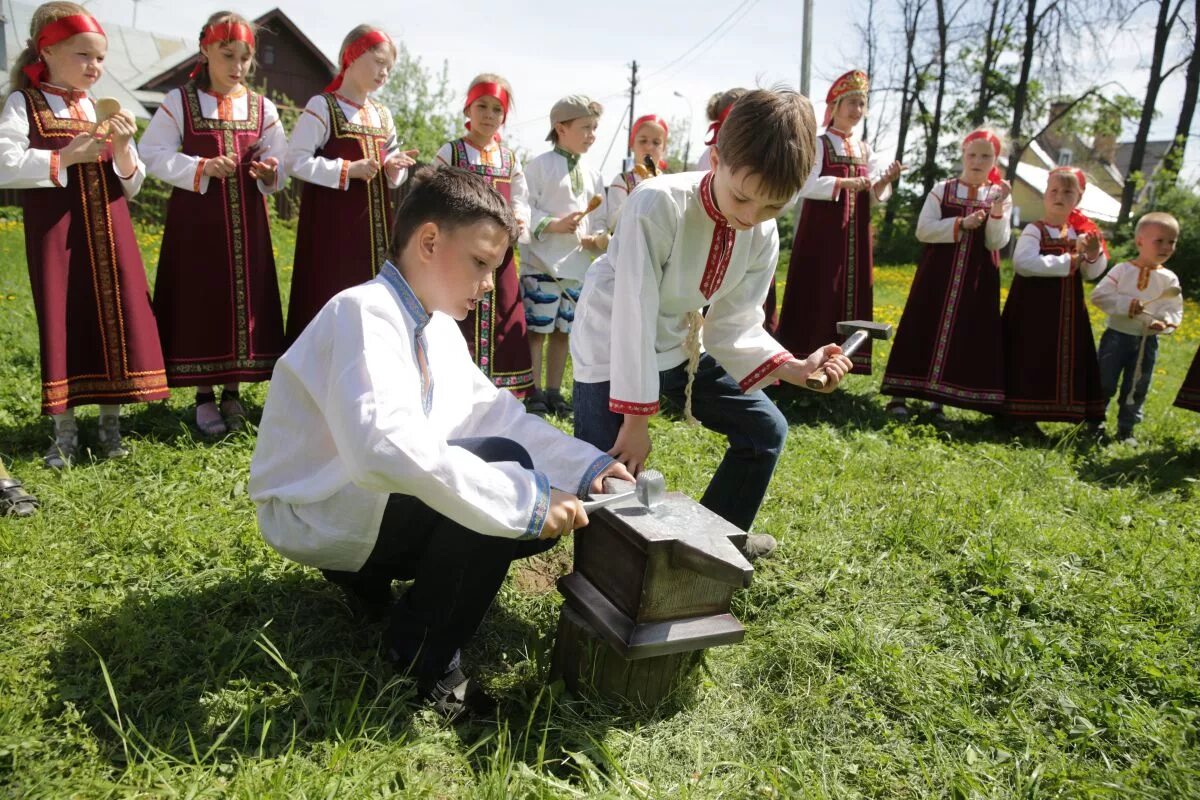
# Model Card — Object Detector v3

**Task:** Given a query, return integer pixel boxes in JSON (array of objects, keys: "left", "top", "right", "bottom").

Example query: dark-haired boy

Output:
[
  {"left": 250, "top": 166, "right": 630, "bottom": 716},
  {"left": 571, "top": 89, "right": 852, "bottom": 559}
]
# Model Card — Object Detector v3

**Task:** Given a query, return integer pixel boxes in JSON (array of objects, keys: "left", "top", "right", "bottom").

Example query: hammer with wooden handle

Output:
[{"left": 805, "top": 320, "right": 893, "bottom": 390}]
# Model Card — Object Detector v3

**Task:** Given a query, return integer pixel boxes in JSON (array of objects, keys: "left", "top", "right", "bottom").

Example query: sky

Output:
[{"left": 79, "top": 0, "right": 1199, "bottom": 181}]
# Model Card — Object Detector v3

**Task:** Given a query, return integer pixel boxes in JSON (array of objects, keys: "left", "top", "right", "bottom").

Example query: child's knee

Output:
[{"left": 754, "top": 403, "right": 789, "bottom": 454}]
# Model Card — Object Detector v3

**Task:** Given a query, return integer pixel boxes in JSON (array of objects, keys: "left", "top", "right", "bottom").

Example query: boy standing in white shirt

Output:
[
  {"left": 1091, "top": 211, "right": 1184, "bottom": 443},
  {"left": 250, "top": 166, "right": 630, "bottom": 716},
  {"left": 521, "top": 95, "right": 609, "bottom": 416}
]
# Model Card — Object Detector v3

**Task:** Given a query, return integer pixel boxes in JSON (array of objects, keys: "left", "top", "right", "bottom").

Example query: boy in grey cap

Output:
[{"left": 521, "top": 95, "right": 609, "bottom": 417}]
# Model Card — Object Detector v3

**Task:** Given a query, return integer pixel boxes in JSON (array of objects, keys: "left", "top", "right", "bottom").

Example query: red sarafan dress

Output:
[
  {"left": 1175, "top": 346, "right": 1200, "bottom": 413},
  {"left": 142, "top": 84, "right": 286, "bottom": 387},
  {"left": 1002, "top": 221, "right": 1106, "bottom": 422},
  {"left": 0, "top": 86, "right": 168, "bottom": 414},
  {"left": 436, "top": 137, "right": 534, "bottom": 395},
  {"left": 285, "top": 92, "right": 401, "bottom": 344},
  {"left": 881, "top": 179, "right": 1011, "bottom": 412},
  {"left": 776, "top": 129, "right": 882, "bottom": 373}
]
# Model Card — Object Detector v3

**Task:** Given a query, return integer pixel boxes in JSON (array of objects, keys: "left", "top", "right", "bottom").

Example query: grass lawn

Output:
[{"left": 1, "top": 215, "right": 1199, "bottom": 798}]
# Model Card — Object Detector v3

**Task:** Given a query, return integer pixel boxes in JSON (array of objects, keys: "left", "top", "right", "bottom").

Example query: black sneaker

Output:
[
  {"left": 424, "top": 668, "right": 497, "bottom": 720},
  {"left": 545, "top": 389, "right": 573, "bottom": 418},
  {"left": 1116, "top": 428, "right": 1139, "bottom": 446},
  {"left": 524, "top": 388, "right": 549, "bottom": 416}
]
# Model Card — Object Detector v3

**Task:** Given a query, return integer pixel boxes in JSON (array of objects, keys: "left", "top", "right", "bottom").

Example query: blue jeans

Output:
[
  {"left": 573, "top": 354, "right": 788, "bottom": 532},
  {"left": 1098, "top": 328, "right": 1158, "bottom": 433}
]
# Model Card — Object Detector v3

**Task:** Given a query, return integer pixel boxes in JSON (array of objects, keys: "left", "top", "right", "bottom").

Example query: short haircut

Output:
[
  {"left": 1136, "top": 211, "right": 1180, "bottom": 236},
  {"left": 390, "top": 166, "right": 519, "bottom": 258},
  {"left": 716, "top": 88, "right": 816, "bottom": 199}
]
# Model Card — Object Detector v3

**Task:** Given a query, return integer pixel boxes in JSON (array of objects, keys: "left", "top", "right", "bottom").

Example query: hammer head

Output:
[{"left": 836, "top": 320, "right": 893, "bottom": 340}]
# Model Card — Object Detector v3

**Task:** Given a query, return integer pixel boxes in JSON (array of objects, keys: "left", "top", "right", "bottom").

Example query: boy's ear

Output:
[
  {"left": 708, "top": 146, "right": 720, "bottom": 170},
  {"left": 415, "top": 221, "right": 439, "bottom": 262}
]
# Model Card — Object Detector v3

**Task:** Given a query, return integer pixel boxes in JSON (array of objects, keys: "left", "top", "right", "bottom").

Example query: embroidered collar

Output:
[
  {"left": 381, "top": 261, "right": 430, "bottom": 329},
  {"left": 554, "top": 146, "right": 584, "bottom": 195},
  {"left": 1133, "top": 260, "right": 1160, "bottom": 291},
  {"left": 40, "top": 83, "right": 86, "bottom": 104},
  {"left": 333, "top": 92, "right": 365, "bottom": 110},
  {"left": 699, "top": 172, "right": 730, "bottom": 228},
  {"left": 554, "top": 146, "right": 580, "bottom": 170},
  {"left": 698, "top": 172, "right": 737, "bottom": 299},
  {"left": 201, "top": 86, "right": 247, "bottom": 101},
  {"left": 827, "top": 126, "right": 853, "bottom": 141}
]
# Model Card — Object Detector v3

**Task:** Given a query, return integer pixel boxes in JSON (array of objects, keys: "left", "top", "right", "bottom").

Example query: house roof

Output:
[
  {"left": 1115, "top": 140, "right": 1174, "bottom": 181},
  {"left": 2, "top": 0, "right": 190, "bottom": 118},
  {"left": 1002, "top": 155, "right": 1122, "bottom": 223}
]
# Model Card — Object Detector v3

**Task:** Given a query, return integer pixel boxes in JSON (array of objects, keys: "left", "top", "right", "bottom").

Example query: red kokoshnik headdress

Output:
[
  {"left": 189, "top": 21, "right": 256, "bottom": 80},
  {"left": 325, "top": 29, "right": 392, "bottom": 93},
  {"left": 823, "top": 69, "right": 869, "bottom": 128},
  {"left": 23, "top": 14, "right": 106, "bottom": 88},
  {"left": 1049, "top": 165, "right": 1108, "bottom": 256}
]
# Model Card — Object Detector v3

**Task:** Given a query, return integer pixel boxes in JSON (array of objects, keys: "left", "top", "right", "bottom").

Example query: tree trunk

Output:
[
  {"left": 1005, "top": 0, "right": 1039, "bottom": 182},
  {"left": 921, "top": 0, "right": 949, "bottom": 195},
  {"left": 971, "top": 0, "right": 1005, "bottom": 127},
  {"left": 1119, "top": 0, "right": 1185, "bottom": 226},
  {"left": 1161, "top": 0, "right": 1198, "bottom": 183},
  {"left": 882, "top": 0, "right": 924, "bottom": 242}
]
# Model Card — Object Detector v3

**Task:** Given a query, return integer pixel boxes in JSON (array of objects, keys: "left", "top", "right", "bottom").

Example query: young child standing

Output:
[
  {"left": 570, "top": 89, "right": 852, "bottom": 560},
  {"left": 1002, "top": 167, "right": 1107, "bottom": 430},
  {"left": 880, "top": 130, "right": 1012, "bottom": 420},
  {"left": 607, "top": 113, "right": 669, "bottom": 227},
  {"left": 284, "top": 25, "right": 414, "bottom": 345},
  {"left": 1090, "top": 211, "right": 1183, "bottom": 442},
  {"left": 775, "top": 70, "right": 901, "bottom": 375},
  {"left": 141, "top": 12, "right": 287, "bottom": 437},
  {"left": 434, "top": 73, "right": 533, "bottom": 396},
  {"left": 0, "top": 1, "right": 169, "bottom": 466},
  {"left": 250, "top": 166, "right": 629, "bottom": 716},
  {"left": 521, "top": 95, "right": 608, "bottom": 416}
]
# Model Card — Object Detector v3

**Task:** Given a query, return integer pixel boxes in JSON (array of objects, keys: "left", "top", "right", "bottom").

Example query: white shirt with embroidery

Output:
[
  {"left": 286, "top": 94, "right": 407, "bottom": 190},
  {"left": 0, "top": 88, "right": 145, "bottom": 195},
  {"left": 571, "top": 171, "right": 789, "bottom": 415},
  {"left": 1013, "top": 222, "right": 1107, "bottom": 280},
  {"left": 435, "top": 138, "right": 531, "bottom": 242},
  {"left": 249, "top": 263, "right": 614, "bottom": 572},
  {"left": 1090, "top": 260, "right": 1183, "bottom": 335},
  {"left": 522, "top": 148, "right": 608, "bottom": 281},
  {"left": 798, "top": 128, "right": 892, "bottom": 203},
  {"left": 916, "top": 179, "right": 1013, "bottom": 251},
  {"left": 140, "top": 86, "right": 287, "bottom": 196}
]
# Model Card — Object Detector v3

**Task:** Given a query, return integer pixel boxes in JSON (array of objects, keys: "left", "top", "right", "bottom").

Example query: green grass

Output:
[{"left": 2, "top": 215, "right": 1200, "bottom": 797}]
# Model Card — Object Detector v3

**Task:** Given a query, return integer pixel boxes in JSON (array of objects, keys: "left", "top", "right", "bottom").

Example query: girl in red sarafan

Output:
[
  {"left": 434, "top": 73, "right": 534, "bottom": 397},
  {"left": 880, "top": 129, "right": 1013, "bottom": 421},
  {"left": 284, "top": 24, "right": 415, "bottom": 346},
  {"left": 1002, "top": 166, "right": 1108, "bottom": 431},
  {"left": 141, "top": 11, "right": 287, "bottom": 438},
  {"left": 775, "top": 69, "right": 901, "bottom": 376},
  {"left": 0, "top": 1, "right": 169, "bottom": 467},
  {"left": 1176, "top": 347, "right": 1200, "bottom": 414}
]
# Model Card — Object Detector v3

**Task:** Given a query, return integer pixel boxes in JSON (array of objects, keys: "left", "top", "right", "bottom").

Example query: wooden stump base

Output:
[{"left": 550, "top": 604, "right": 703, "bottom": 707}]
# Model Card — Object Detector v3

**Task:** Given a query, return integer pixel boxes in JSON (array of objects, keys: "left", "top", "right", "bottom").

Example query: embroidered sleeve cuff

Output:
[
  {"left": 609, "top": 398, "right": 659, "bottom": 416},
  {"left": 194, "top": 159, "right": 207, "bottom": 193},
  {"left": 952, "top": 217, "right": 962, "bottom": 242},
  {"left": 533, "top": 217, "right": 553, "bottom": 241},
  {"left": 338, "top": 159, "right": 351, "bottom": 191},
  {"left": 49, "top": 151, "right": 63, "bottom": 187},
  {"left": 576, "top": 455, "right": 615, "bottom": 498},
  {"left": 113, "top": 150, "right": 138, "bottom": 181},
  {"left": 739, "top": 350, "right": 794, "bottom": 392},
  {"left": 522, "top": 469, "right": 551, "bottom": 540}
]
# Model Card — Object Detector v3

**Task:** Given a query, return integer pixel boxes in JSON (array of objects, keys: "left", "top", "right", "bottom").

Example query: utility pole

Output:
[
  {"left": 627, "top": 60, "right": 639, "bottom": 162},
  {"left": 132, "top": 0, "right": 142, "bottom": 29},
  {"left": 800, "top": 0, "right": 813, "bottom": 96}
]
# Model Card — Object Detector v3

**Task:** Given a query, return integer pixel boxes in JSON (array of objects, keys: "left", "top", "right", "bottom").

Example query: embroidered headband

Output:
[
  {"left": 629, "top": 114, "right": 668, "bottom": 147},
  {"left": 325, "top": 29, "right": 392, "bottom": 93},
  {"left": 1048, "top": 166, "right": 1107, "bottom": 256},
  {"left": 823, "top": 69, "right": 869, "bottom": 127},
  {"left": 190, "top": 21, "right": 256, "bottom": 79},
  {"left": 23, "top": 14, "right": 106, "bottom": 88},
  {"left": 462, "top": 81, "right": 511, "bottom": 142},
  {"left": 962, "top": 129, "right": 1003, "bottom": 185},
  {"left": 704, "top": 103, "right": 734, "bottom": 147}
]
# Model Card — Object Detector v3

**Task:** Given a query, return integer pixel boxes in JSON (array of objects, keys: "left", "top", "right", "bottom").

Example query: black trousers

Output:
[{"left": 323, "top": 437, "right": 555, "bottom": 683}]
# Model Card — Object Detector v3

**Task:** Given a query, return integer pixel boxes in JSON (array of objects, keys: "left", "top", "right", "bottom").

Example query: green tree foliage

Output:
[{"left": 374, "top": 41, "right": 459, "bottom": 163}]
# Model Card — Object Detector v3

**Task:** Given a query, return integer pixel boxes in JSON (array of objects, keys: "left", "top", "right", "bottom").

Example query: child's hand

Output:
[
  {"left": 103, "top": 110, "right": 138, "bottom": 150},
  {"left": 1130, "top": 299, "right": 1146, "bottom": 316},
  {"left": 961, "top": 209, "right": 987, "bottom": 230},
  {"left": 348, "top": 158, "right": 380, "bottom": 181},
  {"left": 1079, "top": 232, "right": 1101, "bottom": 260},
  {"left": 61, "top": 133, "right": 107, "bottom": 167},
  {"left": 383, "top": 149, "right": 418, "bottom": 181},
  {"left": 840, "top": 175, "right": 871, "bottom": 193},
  {"left": 203, "top": 155, "right": 239, "bottom": 179},
  {"left": 546, "top": 212, "right": 586, "bottom": 234},
  {"left": 608, "top": 416, "right": 652, "bottom": 475},
  {"left": 581, "top": 232, "right": 610, "bottom": 253},
  {"left": 879, "top": 161, "right": 903, "bottom": 186},
  {"left": 1148, "top": 319, "right": 1167, "bottom": 332},
  {"left": 539, "top": 489, "right": 588, "bottom": 539},
  {"left": 805, "top": 344, "right": 853, "bottom": 393},
  {"left": 249, "top": 156, "right": 279, "bottom": 186},
  {"left": 589, "top": 461, "right": 636, "bottom": 496}
]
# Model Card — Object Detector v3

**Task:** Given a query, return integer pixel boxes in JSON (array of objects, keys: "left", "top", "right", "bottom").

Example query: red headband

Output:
[
  {"left": 463, "top": 81, "right": 510, "bottom": 142},
  {"left": 23, "top": 14, "right": 105, "bottom": 88},
  {"left": 325, "top": 30, "right": 391, "bottom": 93},
  {"left": 190, "top": 22, "right": 256, "bottom": 79},
  {"left": 963, "top": 129, "right": 1003, "bottom": 185},
  {"left": 629, "top": 114, "right": 668, "bottom": 147},
  {"left": 1048, "top": 167, "right": 1108, "bottom": 256},
  {"left": 1049, "top": 165, "right": 1086, "bottom": 191},
  {"left": 704, "top": 104, "right": 734, "bottom": 147}
]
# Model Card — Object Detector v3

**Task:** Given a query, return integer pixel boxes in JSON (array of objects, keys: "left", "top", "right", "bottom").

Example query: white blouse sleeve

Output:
[
  {"left": 1013, "top": 224, "right": 1071, "bottom": 277},
  {"left": 983, "top": 193, "right": 1012, "bottom": 252},
  {"left": 1080, "top": 247, "right": 1108, "bottom": 281},
  {"left": 0, "top": 92, "right": 61, "bottom": 189},
  {"left": 607, "top": 177, "right": 629, "bottom": 232},
  {"left": 1156, "top": 274, "right": 1185, "bottom": 332},
  {"left": 285, "top": 96, "right": 341, "bottom": 190},
  {"left": 433, "top": 141, "right": 453, "bottom": 166},
  {"left": 915, "top": 184, "right": 957, "bottom": 244},
  {"left": 798, "top": 140, "right": 838, "bottom": 201},
  {"left": 1089, "top": 263, "right": 1131, "bottom": 317},
  {"left": 140, "top": 89, "right": 214, "bottom": 194},
  {"left": 255, "top": 98, "right": 288, "bottom": 195},
  {"left": 510, "top": 153, "right": 531, "bottom": 244},
  {"left": 867, "top": 141, "right": 892, "bottom": 204}
]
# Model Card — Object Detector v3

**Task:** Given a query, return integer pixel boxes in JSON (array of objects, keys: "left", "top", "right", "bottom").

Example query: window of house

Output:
[
  {"left": 1057, "top": 148, "right": 1073, "bottom": 166},
  {"left": 261, "top": 44, "right": 275, "bottom": 66}
]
